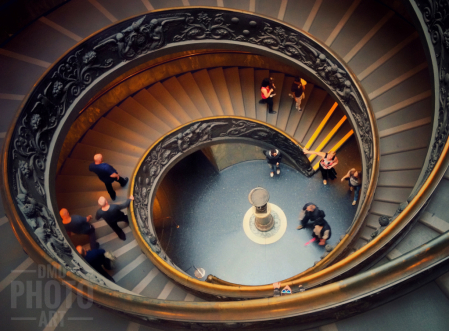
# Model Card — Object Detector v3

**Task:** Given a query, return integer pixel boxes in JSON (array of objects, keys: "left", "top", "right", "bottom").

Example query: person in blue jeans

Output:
[
  {"left": 89, "top": 154, "right": 128, "bottom": 201},
  {"left": 341, "top": 168, "right": 362, "bottom": 205}
]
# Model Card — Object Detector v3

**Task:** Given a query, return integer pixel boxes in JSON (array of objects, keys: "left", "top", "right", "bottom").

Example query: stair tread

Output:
[
  {"left": 162, "top": 76, "right": 203, "bottom": 120},
  {"left": 377, "top": 169, "right": 421, "bottom": 188},
  {"left": 294, "top": 87, "right": 328, "bottom": 143},
  {"left": 93, "top": 117, "right": 152, "bottom": 150},
  {"left": 177, "top": 72, "right": 214, "bottom": 117},
  {"left": 300, "top": 95, "right": 336, "bottom": 145},
  {"left": 106, "top": 106, "right": 163, "bottom": 142},
  {"left": 223, "top": 67, "right": 245, "bottom": 117},
  {"left": 239, "top": 67, "right": 256, "bottom": 119},
  {"left": 208, "top": 67, "right": 234, "bottom": 116},
  {"left": 81, "top": 130, "right": 145, "bottom": 159},
  {"left": 192, "top": 69, "right": 224, "bottom": 116},
  {"left": 147, "top": 82, "right": 192, "bottom": 123},
  {"left": 275, "top": 76, "right": 295, "bottom": 131},
  {"left": 120, "top": 97, "right": 171, "bottom": 134},
  {"left": 133, "top": 89, "right": 181, "bottom": 128},
  {"left": 70, "top": 143, "right": 138, "bottom": 167}
]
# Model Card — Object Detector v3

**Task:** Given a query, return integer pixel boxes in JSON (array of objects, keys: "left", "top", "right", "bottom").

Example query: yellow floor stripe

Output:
[
  {"left": 308, "top": 116, "right": 347, "bottom": 163},
  {"left": 304, "top": 102, "right": 338, "bottom": 149},
  {"left": 313, "top": 130, "right": 354, "bottom": 171}
]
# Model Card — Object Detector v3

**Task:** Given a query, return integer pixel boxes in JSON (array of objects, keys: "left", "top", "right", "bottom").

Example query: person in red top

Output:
[
  {"left": 303, "top": 149, "right": 338, "bottom": 185},
  {"left": 260, "top": 78, "right": 276, "bottom": 114}
]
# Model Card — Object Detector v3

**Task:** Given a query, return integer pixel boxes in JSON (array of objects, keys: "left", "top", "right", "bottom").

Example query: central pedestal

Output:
[{"left": 248, "top": 187, "right": 275, "bottom": 232}]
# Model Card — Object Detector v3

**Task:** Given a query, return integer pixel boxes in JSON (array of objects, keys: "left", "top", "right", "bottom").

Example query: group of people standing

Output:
[
  {"left": 60, "top": 154, "right": 132, "bottom": 282},
  {"left": 260, "top": 76, "right": 306, "bottom": 114}
]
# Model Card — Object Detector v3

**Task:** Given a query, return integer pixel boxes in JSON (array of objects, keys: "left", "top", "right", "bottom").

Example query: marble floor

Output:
[{"left": 157, "top": 140, "right": 361, "bottom": 285}]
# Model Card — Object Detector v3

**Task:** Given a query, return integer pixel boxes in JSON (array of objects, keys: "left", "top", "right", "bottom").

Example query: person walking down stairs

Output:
[
  {"left": 290, "top": 77, "right": 306, "bottom": 111},
  {"left": 260, "top": 77, "right": 276, "bottom": 114},
  {"left": 89, "top": 153, "right": 129, "bottom": 201},
  {"left": 96, "top": 196, "right": 134, "bottom": 241},
  {"left": 60, "top": 208, "right": 99, "bottom": 250},
  {"left": 76, "top": 246, "right": 115, "bottom": 283}
]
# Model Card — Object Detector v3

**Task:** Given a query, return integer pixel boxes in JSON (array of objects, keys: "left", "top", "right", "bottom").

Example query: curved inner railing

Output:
[{"left": 2, "top": 1, "right": 448, "bottom": 323}]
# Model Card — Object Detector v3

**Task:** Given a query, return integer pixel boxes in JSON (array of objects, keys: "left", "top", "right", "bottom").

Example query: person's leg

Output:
[
  {"left": 320, "top": 165, "right": 328, "bottom": 184},
  {"left": 353, "top": 186, "right": 361, "bottom": 204},
  {"left": 269, "top": 163, "right": 275, "bottom": 177},
  {"left": 95, "top": 266, "right": 115, "bottom": 282},
  {"left": 276, "top": 162, "right": 280, "bottom": 175},
  {"left": 117, "top": 176, "right": 129, "bottom": 187},
  {"left": 86, "top": 226, "right": 98, "bottom": 250},
  {"left": 301, "top": 215, "right": 310, "bottom": 228},
  {"left": 267, "top": 97, "right": 274, "bottom": 113},
  {"left": 108, "top": 222, "right": 126, "bottom": 240},
  {"left": 118, "top": 212, "right": 129, "bottom": 225},
  {"left": 105, "top": 182, "right": 116, "bottom": 201}
]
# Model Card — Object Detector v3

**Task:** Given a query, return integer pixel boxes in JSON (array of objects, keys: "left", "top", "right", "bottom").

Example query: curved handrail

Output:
[{"left": 1, "top": 6, "right": 378, "bottom": 297}]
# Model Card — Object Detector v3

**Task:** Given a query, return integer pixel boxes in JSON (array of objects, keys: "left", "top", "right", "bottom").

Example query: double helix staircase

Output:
[{"left": 1, "top": 0, "right": 449, "bottom": 330}]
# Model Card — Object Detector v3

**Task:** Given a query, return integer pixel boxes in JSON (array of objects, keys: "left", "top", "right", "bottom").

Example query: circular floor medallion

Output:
[{"left": 243, "top": 204, "right": 287, "bottom": 245}]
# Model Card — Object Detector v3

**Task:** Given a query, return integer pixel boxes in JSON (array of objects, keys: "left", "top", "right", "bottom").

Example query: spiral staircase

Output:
[{"left": 1, "top": 0, "right": 449, "bottom": 330}]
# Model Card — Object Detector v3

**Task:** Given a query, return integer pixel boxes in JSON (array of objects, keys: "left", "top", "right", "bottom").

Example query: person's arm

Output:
[
  {"left": 302, "top": 148, "right": 326, "bottom": 158},
  {"left": 261, "top": 87, "right": 273, "bottom": 98},
  {"left": 86, "top": 215, "right": 93, "bottom": 222},
  {"left": 117, "top": 196, "right": 134, "bottom": 210},
  {"left": 328, "top": 156, "right": 338, "bottom": 168},
  {"left": 341, "top": 169, "right": 351, "bottom": 182}
]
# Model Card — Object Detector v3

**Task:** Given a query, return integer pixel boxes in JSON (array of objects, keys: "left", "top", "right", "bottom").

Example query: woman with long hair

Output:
[
  {"left": 302, "top": 149, "right": 338, "bottom": 185},
  {"left": 260, "top": 77, "right": 276, "bottom": 114}
]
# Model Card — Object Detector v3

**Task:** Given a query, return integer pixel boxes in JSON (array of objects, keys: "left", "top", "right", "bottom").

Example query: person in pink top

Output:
[
  {"left": 303, "top": 149, "right": 338, "bottom": 185},
  {"left": 260, "top": 78, "right": 276, "bottom": 114}
]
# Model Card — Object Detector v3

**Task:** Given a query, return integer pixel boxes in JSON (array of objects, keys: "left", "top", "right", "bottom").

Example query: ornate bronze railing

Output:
[
  {"left": 1, "top": 1, "right": 447, "bottom": 324},
  {"left": 1, "top": 7, "right": 378, "bottom": 295}
]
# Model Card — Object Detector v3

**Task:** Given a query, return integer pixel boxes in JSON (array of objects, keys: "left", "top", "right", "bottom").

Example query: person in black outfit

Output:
[
  {"left": 76, "top": 246, "right": 115, "bottom": 282},
  {"left": 263, "top": 149, "right": 282, "bottom": 177},
  {"left": 60, "top": 208, "right": 99, "bottom": 250},
  {"left": 89, "top": 154, "right": 129, "bottom": 201},
  {"left": 96, "top": 195, "right": 133, "bottom": 241},
  {"left": 260, "top": 78, "right": 276, "bottom": 114},
  {"left": 312, "top": 218, "right": 332, "bottom": 246},
  {"left": 297, "top": 203, "right": 326, "bottom": 230}
]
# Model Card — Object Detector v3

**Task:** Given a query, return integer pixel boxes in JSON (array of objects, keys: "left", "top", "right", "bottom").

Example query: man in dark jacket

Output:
[
  {"left": 297, "top": 203, "right": 326, "bottom": 229},
  {"left": 263, "top": 149, "right": 282, "bottom": 177},
  {"left": 96, "top": 195, "right": 133, "bottom": 241},
  {"left": 89, "top": 154, "right": 128, "bottom": 201},
  {"left": 60, "top": 208, "right": 98, "bottom": 250},
  {"left": 76, "top": 246, "right": 115, "bottom": 282}
]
